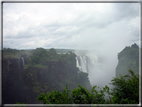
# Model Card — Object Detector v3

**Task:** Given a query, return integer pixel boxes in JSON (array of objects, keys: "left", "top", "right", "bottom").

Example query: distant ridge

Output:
[{"left": 2, "top": 48, "right": 90, "bottom": 54}]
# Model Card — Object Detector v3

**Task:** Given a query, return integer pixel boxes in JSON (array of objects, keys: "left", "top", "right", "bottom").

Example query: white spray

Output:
[
  {"left": 74, "top": 50, "right": 115, "bottom": 89},
  {"left": 22, "top": 57, "right": 25, "bottom": 66}
]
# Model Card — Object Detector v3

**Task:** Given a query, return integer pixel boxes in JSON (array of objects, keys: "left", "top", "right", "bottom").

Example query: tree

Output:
[
  {"left": 110, "top": 69, "right": 139, "bottom": 104},
  {"left": 131, "top": 43, "right": 139, "bottom": 49},
  {"left": 37, "top": 84, "right": 111, "bottom": 104},
  {"left": 49, "top": 48, "right": 57, "bottom": 55},
  {"left": 32, "top": 48, "right": 47, "bottom": 57},
  {"left": 37, "top": 70, "right": 139, "bottom": 104}
]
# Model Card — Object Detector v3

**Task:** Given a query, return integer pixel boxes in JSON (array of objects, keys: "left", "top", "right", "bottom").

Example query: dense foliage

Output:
[
  {"left": 22, "top": 48, "right": 91, "bottom": 103},
  {"left": 110, "top": 69, "right": 139, "bottom": 104},
  {"left": 116, "top": 43, "right": 139, "bottom": 76},
  {"left": 37, "top": 70, "right": 139, "bottom": 104},
  {"left": 2, "top": 48, "right": 91, "bottom": 104},
  {"left": 37, "top": 85, "right": 110, "bottom": 104},
  {"left": 2, "top": 48, "right": 21, "bottom": 58},
  {"left": 2, "top": 45, "right": 140, "bottom": 104}
]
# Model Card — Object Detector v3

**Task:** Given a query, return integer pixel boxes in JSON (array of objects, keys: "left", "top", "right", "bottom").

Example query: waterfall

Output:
[
  {"left": 76, "top": 55, "right": 88, "bottom": 73},
  {"left": 75, "top": 52, "right": 104, "bottom": 87},
  {"left": 75, "top": 57, "right": 82, "bottom": 72},
  {"left": 75, "top": 50, "right": 115, "bottom": 98},
  {"left": 22, "top": 57, "right": 25, "bottom": 66},
  {"left": 75, "top": 54, "right": 102, "bottom": 73},
  {"left": 17, "top": 58, "right": 22, "bottom": 80}
]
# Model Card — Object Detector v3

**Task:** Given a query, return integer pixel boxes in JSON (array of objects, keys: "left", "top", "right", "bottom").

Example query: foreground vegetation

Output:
[
  {"left": 37, "top": 69, "right": 139, "bottom": 104},
  {"left": 37, "top": 70, "right": 139, "bottom": 104},
  {"left": 3, "top": 48, "right": 92, "bottom": 104},
  {"left": 3, "top": 44, "right": 140, "bottom": 104},
  {"left": 15, "top": 70, "right": 139, "bottom": 105}
]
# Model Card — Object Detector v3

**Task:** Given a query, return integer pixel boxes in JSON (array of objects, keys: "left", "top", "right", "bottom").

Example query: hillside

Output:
[
  {"left": 116, "top": 43, "right": 139, "bottom": 77},
  {"left": 2, "top": 48, "right": 92, "bottom": 104}
]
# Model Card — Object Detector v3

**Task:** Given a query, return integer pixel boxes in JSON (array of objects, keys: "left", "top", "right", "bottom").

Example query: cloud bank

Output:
[
  {"left": 3, "top": 3, "right": 140, "bottom": 88},
  {"left": 3, "top": 3, "right": 140, "bottom": 51}
]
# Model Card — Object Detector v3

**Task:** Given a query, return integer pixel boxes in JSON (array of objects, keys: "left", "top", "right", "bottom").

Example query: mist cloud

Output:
[
  {"left": 3, "top": 3, "right": 140, "bottom": 88},
  {"left": 3, "top": 3, "right": 140, "bottom": 50}
]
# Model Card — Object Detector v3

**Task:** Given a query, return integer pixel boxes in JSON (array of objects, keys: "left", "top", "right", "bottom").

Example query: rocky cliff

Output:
[
  {"left": 2, "top": 57, "right": 25, "bottom": 103},
  {"left": 116, "top": 43, "right": 139, "bottom": 77},
  {"left": 2, "top": 48, "right": 92, "bottom": 104}
]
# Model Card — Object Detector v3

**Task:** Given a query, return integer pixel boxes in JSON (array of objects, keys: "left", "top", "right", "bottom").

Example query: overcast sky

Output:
[
  {"left": 2, "top": 2, "right": 140, "bottom": 97},
  {"left": 3, "top": 3, "right": 140, "bottom": 51}
]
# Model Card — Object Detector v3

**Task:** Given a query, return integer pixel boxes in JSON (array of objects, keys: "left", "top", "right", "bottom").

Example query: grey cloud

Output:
[
  {"left": 77, "top": 3, "right": 139, "bottom": 29},
  {"left": 112, "top": 3, "right": 139, "bottom": 20},
  {"left": 3, "top": 3, "right": 140, "bottom": 49},
  {"left": 2, "top": 3, "right": 140, "bottom": 89}
]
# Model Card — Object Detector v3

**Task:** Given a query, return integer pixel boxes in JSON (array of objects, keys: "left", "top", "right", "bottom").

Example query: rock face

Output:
[
  {"left": 2, "top": 48, "right": 92, "bottom": 104},
  {"left": 2, "top": 57, "right": 25, "bottom": 104},
  {"left": 116, "top": 43, "right": 139, "bottom": 77}
]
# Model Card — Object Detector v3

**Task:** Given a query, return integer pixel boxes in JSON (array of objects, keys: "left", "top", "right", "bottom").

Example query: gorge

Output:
[{"left": 2, "top": 43, "right": 139, "bottom": 104}]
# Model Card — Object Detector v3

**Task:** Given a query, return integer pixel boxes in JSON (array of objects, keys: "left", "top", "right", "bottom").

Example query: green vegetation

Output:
[
  {"left": 3, "top": 47, "right": 91, "bottom": 104},
  {"left": 2, "top": 44, "right": 140, "bottom": 104},
  {"left": 46, "top": 48, "right": 75, "bottom": 54},
  {"left": 37, "top": 70, "right": 139, "bottom": 104},
  {"left": 116, "top": 43, "right": 139, "bottom": 76},
  {"left": 110, "top": 69, "right": 139, "bottom": 104},
  {"left": 2, "top": 48, "right": 20, "bottom": 58}
]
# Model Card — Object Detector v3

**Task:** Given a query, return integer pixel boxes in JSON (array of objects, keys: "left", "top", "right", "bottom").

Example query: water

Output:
[
  {"left": 22, "top": 57, "right": 25, "bottom": 66},
  {"left": 75, "top": 53, "right": 114, "bottom": 100},
  {"left": 17, "top": 58, "right": 22, "bottom": 80},
  {"left": 75, "top": 51, "right": 108, "bottom": 87},
  {"left": 75, "top": 54, "right": 103, "bottom": 74},
  {"left": 76, "top": 55, "right": 88, "bottom": 73}
]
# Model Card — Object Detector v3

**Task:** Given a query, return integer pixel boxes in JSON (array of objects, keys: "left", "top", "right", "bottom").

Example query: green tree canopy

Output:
[{"left": 37, "top": 70, "right": 139, "bottom": 104}]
